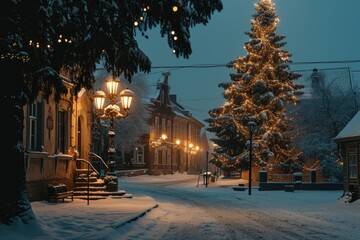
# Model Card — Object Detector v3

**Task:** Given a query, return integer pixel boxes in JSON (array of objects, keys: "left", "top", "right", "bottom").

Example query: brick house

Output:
[
  {"left": 334, "top": 110, "right": 360, "bottom": 199},
  {"left": 138, "top": 72, "right": 209, "bottom": 175}
]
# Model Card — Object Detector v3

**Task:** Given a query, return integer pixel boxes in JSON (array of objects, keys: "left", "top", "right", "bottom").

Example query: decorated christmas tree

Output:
[{"left": 206, "top": 0, "right": 303, "bottom": 175}]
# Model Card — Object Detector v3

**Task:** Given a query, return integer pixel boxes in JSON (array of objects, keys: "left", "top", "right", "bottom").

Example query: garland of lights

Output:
[{"left": 1, "top": 2, "right": 183, "bottom": 63}]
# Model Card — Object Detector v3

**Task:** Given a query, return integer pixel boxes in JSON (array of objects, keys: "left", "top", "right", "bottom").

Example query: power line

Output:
[
  {"left": 96, "top": 60, "right": 360, "bottom": 77},
  {"left": 178, "top": 97, "right": 223, "bottom": 102},
  {"left": 151, "top": 63, "right": 226, "bottom": 69},
  {"left": 291, "top": 60, "right": 360, "bottom": 65},
  {"left": 150, "top": 59, "right": 360, "bottom": 70}
]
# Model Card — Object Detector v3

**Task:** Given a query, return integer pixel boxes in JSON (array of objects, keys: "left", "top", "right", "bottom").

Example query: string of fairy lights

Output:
[
  {"left": 133, "top": 3, "right": 181, "bottom": 55},
  {"left": 0, "top": 34, "right": 73, "bottom": 62},
  {"left": 1, "top": 2, "right": 182, "bottom": 61}
]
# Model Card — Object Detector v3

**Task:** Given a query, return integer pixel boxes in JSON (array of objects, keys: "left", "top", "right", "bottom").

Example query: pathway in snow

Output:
[{"left": 117, "top": 174, "right": 358, "bottom": 240}]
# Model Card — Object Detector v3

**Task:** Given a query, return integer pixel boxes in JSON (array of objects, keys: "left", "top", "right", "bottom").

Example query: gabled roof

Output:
[
  {"left": 148, "top": 72, "right": 204, "bottom": 127},
  {"left": 334, "top": 110, "right": 360, "bottom": 141},
  {"left": 171, "top": 96, "right": 204, "bottom": 127}
]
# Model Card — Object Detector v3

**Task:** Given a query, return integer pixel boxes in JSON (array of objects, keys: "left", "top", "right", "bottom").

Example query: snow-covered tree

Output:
[
  {"left": 292, "top": 68, "right": 357, "bottom": 181},
  {"left": 0, "top": 0, "right": 223, "bottom": 225},
  {"left": 206, "top": 0, "right": 302, "bottom": 175}
]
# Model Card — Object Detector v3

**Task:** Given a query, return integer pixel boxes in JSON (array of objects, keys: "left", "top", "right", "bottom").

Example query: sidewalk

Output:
[
  {"left": 2, "top": 175, "right": 245, "bottom": 240},
  {"left": 2, "top": 195, "right": 158, "bottom": 240}
]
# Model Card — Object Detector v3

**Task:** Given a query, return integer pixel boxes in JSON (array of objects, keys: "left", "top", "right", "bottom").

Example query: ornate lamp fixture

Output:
[{"left": 93, "top": 76, "right": 134, "bottom": 191}]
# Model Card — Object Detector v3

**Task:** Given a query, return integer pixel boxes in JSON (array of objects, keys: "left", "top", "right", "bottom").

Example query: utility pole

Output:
[{"left": 205, "top": 151, "right": 209, "bottom": 188}]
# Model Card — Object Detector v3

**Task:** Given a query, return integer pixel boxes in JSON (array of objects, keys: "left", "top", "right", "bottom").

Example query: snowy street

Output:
[
  {"left": 2, "top": 173, "right": 359, "bottom": 240},
  {"left": 118, "top": 174, "right": 359, "bottom": 240}
]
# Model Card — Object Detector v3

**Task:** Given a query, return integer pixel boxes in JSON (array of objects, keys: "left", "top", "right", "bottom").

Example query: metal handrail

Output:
[
  {"left": 75, "top": 159, "right": 93, "bottom": 205},
  {"left": 76, "top": 158, "right": 100, "bottom": 176},
  {"left": 89, "top": 152, "right": 109, "bottom": 172}
]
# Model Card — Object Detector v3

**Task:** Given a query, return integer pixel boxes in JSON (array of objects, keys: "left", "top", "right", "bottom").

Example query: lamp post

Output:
[
  {"left": 186, "top": 143, "right": 193, "bottom": 173},
  {"left": 247, "top": 121, "right": 256, "bottom": 196},
  {"left": 93, "top": 76, "right": 134, "bottom": 191},
  {"left": 205, "top": 151, "right": 209, "bottom": 187},
  {"left": 174, "top": 139, "right": 181, "bottom": 172}
]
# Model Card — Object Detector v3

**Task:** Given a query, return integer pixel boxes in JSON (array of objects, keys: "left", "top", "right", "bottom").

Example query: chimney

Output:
[{"left": 170, "top": 94, "right": 177, "bottom": 103}]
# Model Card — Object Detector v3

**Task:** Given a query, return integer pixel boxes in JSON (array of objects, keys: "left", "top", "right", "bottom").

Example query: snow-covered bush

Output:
[{"left": 341, "top": 191, "right": 356, "bottom": 203}]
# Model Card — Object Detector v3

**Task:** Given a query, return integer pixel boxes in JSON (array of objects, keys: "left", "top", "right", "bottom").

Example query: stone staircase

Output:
[{"left": 74, "top": 168, "right": 132, "bottom": 200}]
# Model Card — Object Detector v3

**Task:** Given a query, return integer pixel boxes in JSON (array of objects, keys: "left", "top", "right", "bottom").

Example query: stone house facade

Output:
[{"left": 24, "top": 71, "right": 93, "bottom": 201}]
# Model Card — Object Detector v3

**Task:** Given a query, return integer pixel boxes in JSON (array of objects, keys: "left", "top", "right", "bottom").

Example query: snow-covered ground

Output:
[{"left": 1, "top": 173, "right": 359, "bottom": 240}]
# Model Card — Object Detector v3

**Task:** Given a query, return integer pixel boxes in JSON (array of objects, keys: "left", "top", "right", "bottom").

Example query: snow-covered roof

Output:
[
  {"left": 334, "top": 110, "right": 360, "bottom": 141},
  {"left": 173, "top": 107, "right": 189, "bottom": 119}
]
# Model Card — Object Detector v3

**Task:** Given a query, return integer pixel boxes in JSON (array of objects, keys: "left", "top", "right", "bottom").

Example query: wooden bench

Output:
[{"left": 48, "top": 183, "right": 74, "bottom": 203}]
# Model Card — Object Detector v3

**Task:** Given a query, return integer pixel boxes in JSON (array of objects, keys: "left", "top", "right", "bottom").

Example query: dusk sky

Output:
[{"left": 135, "top": 0, "right": 360, "bottom": 129}]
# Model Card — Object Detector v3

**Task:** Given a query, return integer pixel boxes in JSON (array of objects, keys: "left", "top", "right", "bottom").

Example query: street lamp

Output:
[
  {"left": 151, "top": 134, "right": 181, "bottom": 174},
  {"left": 150, "top": 133, "right": 169, "bottom": 148},
  {"left": 161, "top": 133, "right": 168, "bottom": 142},
  {"left": 247, "top": 121, "right": 256, "bottom": 196},
  {"left": 173, "top": 139, "right": 181, "bottom": 173},
  {"left": 93, "top": 76, "right": 134, "bottom": 191},
  {"left": 186, "top": 143, "right": 193, "bottom": 172}
]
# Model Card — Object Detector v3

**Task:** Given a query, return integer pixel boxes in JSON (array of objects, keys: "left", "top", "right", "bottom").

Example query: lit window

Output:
[{"left": 348, "top": 152, "right": 357, "bottom": 179}]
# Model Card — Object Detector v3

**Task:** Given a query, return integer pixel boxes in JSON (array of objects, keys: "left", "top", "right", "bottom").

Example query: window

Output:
[
  {"left": 137, "top": 147, "right": 143, "bottom": 163},
  {"left": 28, "top": 102, "right": 44, "bottom": 151},
  {"left": 133, "top": 146, "right": 144, "bottom": 164},
  {"left": 174, "top": 123, "right": 178, "bottom": 138},
  {"left": 155, "top": 117, "right": 159, "bottom": 136},
  {"left": 29, "top": 103, "right": 37, "bottom": 150},
  {"left": 77, "top": 117, "right": 82, "bottom": 158},
  {"left": 166, "top": 149, "right": 170, "bottom": 165},
  {"left": 188, "top": 124, "right": 191, "bottom": 142},
  {"left": 167, "top": 120, "right": 171, "bottom": 137},
  {"left": 155, "top": 149, "right": 159, "bottom": 164},
  {"left": 348, "top": 152, "right": 357, "bottom": 179},
  {"left": 158, "top": 149, "right": 163, "bottom": 165},
  {"left": 57, "top": 110, "right": 68, "bottom": 154},
  {"left": 161, "top": 118, "right": 166, "bottom": 135},
  {"left": 156, "top": 148, "right": 167, "bottom": 165}
]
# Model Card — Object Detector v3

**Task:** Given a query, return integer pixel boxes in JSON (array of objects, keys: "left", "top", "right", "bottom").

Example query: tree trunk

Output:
[{"left": 0, "top": 60, "right": 35, "bottom": 225}]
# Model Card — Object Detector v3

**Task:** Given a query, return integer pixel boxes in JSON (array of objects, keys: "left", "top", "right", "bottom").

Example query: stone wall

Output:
[{"left": 25, "top": 153, "right": 76, "bottom": 201}]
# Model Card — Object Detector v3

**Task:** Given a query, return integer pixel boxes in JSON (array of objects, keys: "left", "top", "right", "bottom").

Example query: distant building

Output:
[
  {"left": 334, "top": 111, "right": 360, "bottom": 200},
  {"left": 289, "top": 67, "right": 357, "bottom": 181},
  {"left": 137, "top": 72, "right": 209, "bottom": 175}
]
